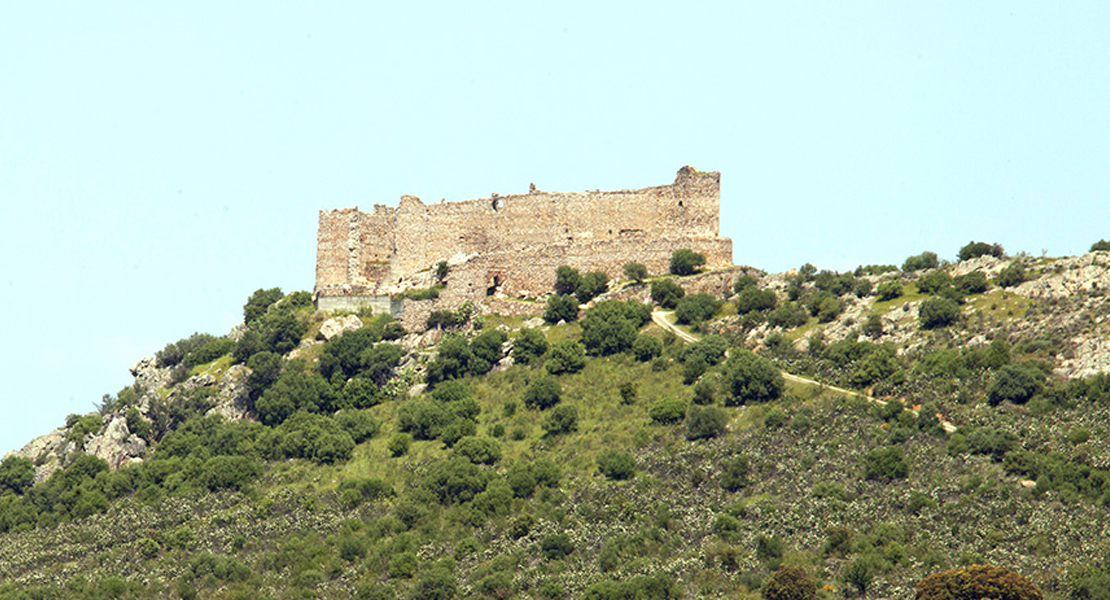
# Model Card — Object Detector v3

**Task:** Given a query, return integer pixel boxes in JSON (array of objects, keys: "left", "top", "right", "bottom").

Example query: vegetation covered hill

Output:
[{"left": 4, "top": 242, "right": 1110, "bottom": 599}]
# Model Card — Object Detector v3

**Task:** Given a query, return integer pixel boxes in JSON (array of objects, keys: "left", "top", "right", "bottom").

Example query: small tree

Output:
[
  {"left": 1091, "top": 239, "right": 1110, "bottom": 252},
  {"left": 623, "top": 262, "right": 648, "bottom": 283},
  {"left": 670, "top": 248, "right": 706, "bottom": 276},
  {"left": 685, "top": 405, "right": 728, "bottom": 440},
  {"left": 987, "top": 364, "right": 1040, "bottom": 405},
  {"left": 545, "top": 340, "right": 586, "bottom": 375},
  {"left": 597, "top": 449, "right": 636, "bottom": 480},
  {"left": 918, "top": 297, "right": 959, "bottom": 330},
  {"left": 542, "top": 404, "right": 578, "bottom": 436},
  {"left": 243, "top": 287, "right": 284, "bottom": 326},
  {"left": 876, "top": 281, "right": 903, "bottom": 302},
  {"left": 543, "top": 294, "right": 579, "bottom": 324},
  {"left": 996, "top": 261, "right": 1027, "bottom": 288},
  {"left": 632, "top": 334, "right": 663, "bottom": 362},
  {"left": 674, "top": 293, "right": 721, "bottom": 325},
  {"left": 722, "top": 350, "right": 784, "bottom": 405},
  {"left": 576, "top": 271, "right": 610, "bottom": 304},
  {"left": 863, "top": 446, "right": 909, "bottom": 480},
  {"left": 958, "top": 241, "right": 1005, "bottom": 261},
  {"left": 650, "top": 279, "right": 685, "bottom": 308},
  {"left": 902, "top": 251, "right": 939, "bottom": 272},
  {"left": 513, "top": 328, "right": 549, "bottom": 365},
  {"left": 523, "top": 376, "right": 562, "bottom": 410},
  {"left": 554, "top": 265, "right": 581, "bottom": 295}
]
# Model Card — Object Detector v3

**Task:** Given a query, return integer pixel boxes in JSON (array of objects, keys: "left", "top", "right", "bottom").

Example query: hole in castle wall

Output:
[
  {"left": 678, "top": 200, "right": 684, "bottom": 207},
  {"left": 492, "top": 198, "right": 504, "bottom": 211}
]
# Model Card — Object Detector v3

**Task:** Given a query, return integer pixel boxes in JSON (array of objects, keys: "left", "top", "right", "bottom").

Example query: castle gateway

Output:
[{"left": 314, "top": 166, "right": 733, "bottom": 315}]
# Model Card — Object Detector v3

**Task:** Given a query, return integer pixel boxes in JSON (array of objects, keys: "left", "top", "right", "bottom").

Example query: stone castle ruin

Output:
[{"left": 314, "top": 166, "right": 733, "bottom": 323}]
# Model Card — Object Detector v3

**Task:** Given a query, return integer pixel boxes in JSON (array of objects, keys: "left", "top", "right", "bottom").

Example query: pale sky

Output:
[{"left": 2, "top": 2, "right": 1108, "bottom": 452}]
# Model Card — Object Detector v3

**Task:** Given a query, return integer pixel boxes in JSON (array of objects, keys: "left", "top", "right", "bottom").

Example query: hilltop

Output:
[{"left": 4, "top": 242, "right": 1110, "bottom": 599}]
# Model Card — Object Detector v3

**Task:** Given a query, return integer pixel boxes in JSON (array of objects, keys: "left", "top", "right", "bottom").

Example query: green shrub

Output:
[
  {"left": 545, "top": 340, "right": 586, "bottom": 375},
  {"left": 685, "top": 405, "right": 728, "bottom": 440},
  {"left": 421, "top": 457, "right": 488, "bottom": 504},
  {"left": 720, "top": 456, "right": 750, "bottom": 492},
  {"left": 735, "top": 287, "right": 777, "bottom": 314},
  {"left": 543, "top": 294, "right": 579, "bottom": 324},
  {"left": 397, "top": 399, "right": 453, "bottom": 440},
  {"left": 721, "top": 350, "right": 784, "bottom": 406},
  {"left": 1091, "top": 239, "right": 1110, "bottom": 252},
  {"left": 996, "top": 261, "right": 1027, "bottom": 288},
  {"left": 903, "top": 251, "right": 939, "bottom": 272},
  {"left": 764, "top": 406, "right": 788, "bottom": 429},
  {"left": 513, "top": 328, "right": 549, "bottom": 365},
  {"left": 451, "top": 436, "right": 502, "bottom": 465},
  {"left": 816, "top": 296, "right": 843, "bottom": 323},
  {"left": 334, "top": 409, "right": 381, "bottom": 443},
  {"left": 863, "top": 446, "right": 909, "bottom": 480},
  {"left": 919, "top": 297, "right": 960, "bottom": 329},
  {"left": 692, "top": 378, "right": 717, "bottom": 405},
  {"left": 768, "top": 303, "right": 809, "bottom": 328},
  {"left": 623, "top": 262, "right": 648, "bottom": 283},
  {"left": 523, "top": 376, "right": 562, "bottom": 410},
  {"left": 619, "top": 381, "right": 638, "bottom": 404},
  {"left": 388, "top": 432, "right": 411, "bottom": 457},
  {"left": 0, "top": 456, "right": 35, "bottom": 495},
  {"left": 632, "top": 334, "right": 664, "bottom": 361},
  {"left": 540, "top": 533, "right": 575, "bottom": 560},
  {"left": 916, "top": 270, "right": 953, "bottom": 294},
  {"left": 988, "top": 364, "right": 1040, "bottom": 405},
  {"left": 542, "top": 404, "right": 579, "bottom": 436},
  {"left": 854, "top": 278, "right": 874, "bottom": 298},
  {"left": 650, "top": 279, "right": 685, "bottom": 308},
  {"left": 243, "top": 287, "right": 284, "bottom": 326},
  {"left": 958, "top": 241, "right": 1005, "bottom": 261},
  {"left": 580, "top": 300, "right": 651, "bottom": 356},
  {"left": 554, "top": 265, "right": 581, "bottom": 295},
  {"left": 576, "top": 271, "right": 610, "bottom": 303},
  {"left": 200, "top": 455, "right": 261, "bottom": 491},
  {"left": 597, "top": 449, "right": 636, "bottom": 480},
  {"left": 649, "top": 397, "right": 687, "bottom": 425},
  {"left": 670, "top": 248, "right": 706, "bottom": 275},
  {"left": 756, "top": 534, "right": 785, "bottom": 567},
  {"left": 733, "top": 274, "right": 759, "bottom": 294},
  {"left": 469, "top": 329, "right": 507, "bottom": 375},
  {"left": 954, "top": 272, "right": 989, "bottom": 295},
  {"left": 674, "top": 293, "right": 721, "bottom": 325},
  {"left": 876, "top": 280, "right": 903, "bottom": 301}
]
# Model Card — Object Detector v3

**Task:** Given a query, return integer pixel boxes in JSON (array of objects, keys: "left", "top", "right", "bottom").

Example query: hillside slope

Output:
[{"left": 4, "top": 250, "right": 1110, "bottom": 599}]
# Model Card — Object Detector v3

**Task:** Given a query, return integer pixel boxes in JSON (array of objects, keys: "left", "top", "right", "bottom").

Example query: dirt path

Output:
[{"left": 650, "top": 310, "right": 957, "bottom": 432}]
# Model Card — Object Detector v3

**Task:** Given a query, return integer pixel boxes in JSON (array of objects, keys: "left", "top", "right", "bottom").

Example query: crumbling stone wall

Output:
[{"left": 316, "top": 166, "right": 733, "bottom": 316}]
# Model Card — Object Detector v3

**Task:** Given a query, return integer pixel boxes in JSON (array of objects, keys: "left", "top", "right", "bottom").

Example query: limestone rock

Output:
[
  {"left": 320, "top": 315, "right": 364, "bottom": 340},
  {"left": 208, "top": 365, "right": 253, "bottom": 421},
  {"left": 6, "top": 428, "right": 69, "bottom": 484},
  {"left": 130, "top": 356, "right": 172, "bottom": 392},
  {"left": 86, "top": 416, "right": 147, "bottom": 469}
]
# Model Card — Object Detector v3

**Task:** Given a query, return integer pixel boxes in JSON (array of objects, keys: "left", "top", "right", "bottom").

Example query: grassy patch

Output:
[{"left": 967, "top": 289, "right": 1032, "bottom": 320}]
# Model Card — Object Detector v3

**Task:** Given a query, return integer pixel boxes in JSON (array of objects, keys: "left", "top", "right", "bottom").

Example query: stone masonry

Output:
[{"left": 314, "top": 166, "right": 733, "bottom": 318}]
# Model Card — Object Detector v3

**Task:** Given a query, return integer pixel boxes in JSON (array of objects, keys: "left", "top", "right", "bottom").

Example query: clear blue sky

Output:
[{"left": 2, "top": 2, "right": 1108, "bottom": 453}]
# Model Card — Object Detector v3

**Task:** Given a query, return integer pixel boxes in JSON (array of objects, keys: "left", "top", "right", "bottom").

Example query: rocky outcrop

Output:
[
  {"left": 130, "top": 356, "right": 171, "bottom": 392},
  {"left": 319, "top": 315, "right": 364, "bottom": 340},
  {"left": 86, "top": 416, "right": 147, "bottom": 469},
  {"left": 5, "top": 428, "right": 71, "bottom": 484},
  {"left": 208, "top": 365, "right": 253, "bottom": 421}
]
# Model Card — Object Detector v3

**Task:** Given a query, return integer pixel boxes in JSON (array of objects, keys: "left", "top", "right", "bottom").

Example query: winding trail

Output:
[{"left": 650, "top": 310, "right": 957, "bottom": 432}]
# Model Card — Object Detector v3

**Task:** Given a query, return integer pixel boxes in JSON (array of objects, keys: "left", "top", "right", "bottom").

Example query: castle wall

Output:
[{"left": 315, "top": 167, "right": 733, "bottom": 325}]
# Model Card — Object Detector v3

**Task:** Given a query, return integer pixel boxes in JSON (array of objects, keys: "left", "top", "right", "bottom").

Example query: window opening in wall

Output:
[
  {"left": 486, "top": 274, "right": 503, "bottom": 296},
  {"left": 678, "top": 200, "right": 684, "bottom": 207},
  {"left": 492, "top": 198, "right": 504, "bottom": 211}
]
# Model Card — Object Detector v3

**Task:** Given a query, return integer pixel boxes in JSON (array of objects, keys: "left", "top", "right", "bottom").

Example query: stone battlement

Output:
[{"left": 314, "top": 166, "right": 733, "bottom": 316}]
